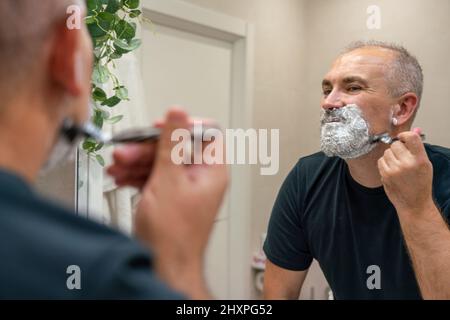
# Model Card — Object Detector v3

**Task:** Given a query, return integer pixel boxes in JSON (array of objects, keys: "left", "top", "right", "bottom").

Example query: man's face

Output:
[{"left": 321, "top": 47, "right": 398, "bottom": 136}]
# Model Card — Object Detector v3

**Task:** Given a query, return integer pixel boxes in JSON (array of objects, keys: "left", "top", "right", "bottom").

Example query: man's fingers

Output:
[
  {"left": 383, "top": 148, "right": 400, "bottom": 168},
  {"left": 154, "top": 119, "right": 164, "bottom": 128},
  {"left": 412, "top": 127, "right": 422, "bottom": 135},
  {"left": 390, "top": 141, "right": 409, "bottom": 160},
  {"left": 113, "top": 144, "right": 156, "bottom": 166},
  {"left": 108, "top": 165, "right": 153, "bottom": 181},
  {"left": 189, "top": 117, "right": 219, "bottom": 128},
  {"left": 397, "top": 129, "right": 426, "bottom": 155},
  {"left": 115, "top": 178, "right": 148, "bottom": 189},
  {"left": 155, "top": 108, "right": 190, "bottom": 169},
  {"left": 187, "top": 133, "right": 228, "bottom": 187},
  {"left": 377, "top": 156, "right": 389, "bottom": 177}
]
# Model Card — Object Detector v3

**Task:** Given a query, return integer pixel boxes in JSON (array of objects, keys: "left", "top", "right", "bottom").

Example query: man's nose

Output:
[{"left": 321, "top": 92, "right": 346, "bottom": 111}]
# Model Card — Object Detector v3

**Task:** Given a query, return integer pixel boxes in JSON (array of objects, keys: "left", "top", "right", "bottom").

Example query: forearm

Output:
[
  {"left": 263, "top": 261, "right": 307, "bottom": 300},
  {"left": 397, "top": 200, "right": 450, "bottom": 299},
  {"left": 138, "top": 235, "right": 212, "bottom": 300},
  {"left": 155, "top": 259, "right": 212, "bottom": 300}
]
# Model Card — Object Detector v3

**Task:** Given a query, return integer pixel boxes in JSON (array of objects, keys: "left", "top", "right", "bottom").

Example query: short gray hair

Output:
[
  {"left": 342, "top": 40, "right": 424, "bottom": 106},
  {"left": 0, "top": 0, "right": 76, "bottom": 98}
]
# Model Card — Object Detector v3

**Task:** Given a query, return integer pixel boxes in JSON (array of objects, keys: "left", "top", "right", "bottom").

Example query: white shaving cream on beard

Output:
[
  {"left": 320, "top": 104, "right": 375, "bottom": 159},
  {"left": 39, "top": 134, "right": 79, "bottom": 176}
]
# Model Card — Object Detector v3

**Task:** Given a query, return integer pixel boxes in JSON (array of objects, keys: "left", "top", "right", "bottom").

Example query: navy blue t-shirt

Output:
[
  {"left": 264, "top": 144, "right": 450, "bottom": 299},
  {"left": 0, "top": 169, "right": 185, "bottom": 299}
]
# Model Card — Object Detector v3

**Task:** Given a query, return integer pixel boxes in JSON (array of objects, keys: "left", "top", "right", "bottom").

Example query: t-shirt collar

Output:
[{"left": 0, "top": 168, "right": 34, "bottom": 198}]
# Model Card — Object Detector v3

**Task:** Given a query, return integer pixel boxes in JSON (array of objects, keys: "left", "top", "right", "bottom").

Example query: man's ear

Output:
[
  {"left": 49, "top": 19, "right": 84, "bottom": 97},
  {"left": 393, "top": 92, "right": 418, "bottom": 126}
]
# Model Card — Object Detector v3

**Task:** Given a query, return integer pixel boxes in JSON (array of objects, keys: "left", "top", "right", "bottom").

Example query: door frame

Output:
[{"left": 141, "top": 0, "right": 254, "bottom": 299}]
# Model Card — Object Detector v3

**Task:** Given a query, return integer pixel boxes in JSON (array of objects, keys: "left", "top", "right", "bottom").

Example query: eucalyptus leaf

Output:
[
  {"left": 92, "top": 65, "right": 110, "bottom": 84},
  {"left": 105, "top": 0, "right": 121, "bottom": 13},
  {"left": 95, "top": 143, "right": 105, "bottom": 152},
  {"left": 96, "top": 154, "right": 106, "bottom": 167},
  {"left": 93, "top": 110, "right": 104, "bottom": 128},
  {"left": 101, "top": 96, "right": 121, "bottom": 107},
  {"left": 108, "top": 115, "right": 124, "bottom": 124},
  {"left": 129, "top": 10, "right": 142, "bottom": 18},
  {"left": 85, "top": 16, "right": 96, "bottom": 25},
  {"left": 114, "top": 38, "right": 141, "bottom": 52},
  {"left": 110, "top": 52, "right": 122, "bottom": 59},
  {"left": 87, "top": 21, "right": 107, "bottom": 38},
  {"left": 92, "top": 87, "right": 107, "bottom": 101},
  {"left": 86, "top": 0, "right": 98, "bottom": 11},
  {"left": 125, "top": 0, "right": 140, "bottom": 10},
  {"left": 115, "top": 86, "right": 128, "bottom": 100},
  {"left": 82, "top": 139, "right": 96, "bottom": 151},
  {"left": 101, "top": 110, "right": 111, "bottom": 119},
  {"left": 115, "top": 20, "right": 136, "bottom": 40}
]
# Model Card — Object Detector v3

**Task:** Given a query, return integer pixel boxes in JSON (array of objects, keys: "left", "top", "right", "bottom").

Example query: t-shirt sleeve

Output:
[
  {"left": 89, "top": 240, "right": 187, "bottom": 300},
  {"left": 440, "top": 200, "right": 450, "bottom": 222},
  {"left": 263, "top": 161, "right": 313, "bottom": 271},
  {"left": 429, "top": 147, "right": 450, "bottom": 223}
]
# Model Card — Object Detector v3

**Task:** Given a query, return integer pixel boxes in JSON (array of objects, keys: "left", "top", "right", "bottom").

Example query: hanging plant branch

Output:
[{"left": 84, "top": 0, "right": 142, "bottom": 166}]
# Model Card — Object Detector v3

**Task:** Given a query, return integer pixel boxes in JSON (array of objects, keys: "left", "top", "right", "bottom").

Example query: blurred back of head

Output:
[{"left": 0, "top": 0, "right": 73, "bottom": 101}]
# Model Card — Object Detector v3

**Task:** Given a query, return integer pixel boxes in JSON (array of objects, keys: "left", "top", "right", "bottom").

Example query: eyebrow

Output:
[
  {"left": 322, "top": 76, "right": 369, "bottom": 88},
  {"left": 342, "top": 76, "right": 369, "bottom": 85}
]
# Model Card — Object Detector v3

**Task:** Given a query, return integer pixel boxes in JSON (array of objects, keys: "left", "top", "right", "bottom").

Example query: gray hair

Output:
[
  {"left": 0, "top": 0, "right": 77, "bottom": 98},
  {"left": 342, "top": 40, "right": 424, "bottom": 106}
]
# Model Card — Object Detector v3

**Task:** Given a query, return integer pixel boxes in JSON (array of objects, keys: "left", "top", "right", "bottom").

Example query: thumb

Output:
[
  {"left": 412, "top": 127, "right": 422, "bottom": 135},
  {"left": 155, "top": 107, "right": 190, "bottom": 169}
]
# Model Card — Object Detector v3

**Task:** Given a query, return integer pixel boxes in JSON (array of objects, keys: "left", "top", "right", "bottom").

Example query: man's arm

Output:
[
  {"left": 396, "top": 201, "right": 450, "bottom": 299},
  {"left": 264, "top": 260, "right": 308, "bottom": 299},
  {"left": 112, "top": 108, "right": 228, "bottom": 299},
  {"left": 378, "top": 129, "right": 450, "bottom": 299}
]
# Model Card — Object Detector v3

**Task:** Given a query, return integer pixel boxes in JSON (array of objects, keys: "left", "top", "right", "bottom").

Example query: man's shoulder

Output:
[
  {"left": 282, "top": 151, "right": 343, "bottom": 197},
  {"left": 1, "top": 191, "right": 132, "bottom": 247},
  {"left": 425, "top": 144, "right": 450, "bottom": 211},
  {"left": 293, "top": 151, "right": 341, "bottom": 175},
  {"left": 426, "top": 144, "right": 450, "bottom": 163},
  {"left": 0, "top": 189, "right": 155, "bottom": 298}
]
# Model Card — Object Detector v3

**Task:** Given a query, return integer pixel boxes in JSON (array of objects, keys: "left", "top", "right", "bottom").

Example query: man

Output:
[
  {"left": 263, "top": 41, "right": 450, "bottom": 299},
  {"left": 0, "top": 1, "right": 227, "bottom": 299}
]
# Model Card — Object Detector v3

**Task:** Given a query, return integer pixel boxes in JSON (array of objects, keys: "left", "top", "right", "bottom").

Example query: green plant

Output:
[{"left": 84, "top": 0, "right": 142, "bottom": 166}]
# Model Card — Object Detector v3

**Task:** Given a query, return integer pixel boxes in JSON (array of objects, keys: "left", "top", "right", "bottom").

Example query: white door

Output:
[
  {"left": 141, "top": 22, "right": 232, "bottom": 299},
  {"left": 140, "top": 0, "right": 253, "bottom": 299}
]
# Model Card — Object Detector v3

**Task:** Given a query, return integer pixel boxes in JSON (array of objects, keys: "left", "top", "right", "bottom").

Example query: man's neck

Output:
[
  {"left": 345, "top": 126, "right": 412, "bottom": 188},
  {"left": 0, "top": 100, "right": 58, "bottom": 183},
  {"left": 345, "top": 144, "right": 389, "bottom": 188}
]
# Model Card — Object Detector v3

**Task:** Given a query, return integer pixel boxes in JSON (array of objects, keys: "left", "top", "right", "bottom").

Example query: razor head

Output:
[
  {"left": 61, "top": 119, "right": 109, "bottom": 144},
  {"left": 371, "top": 132, "right": 426, "bottom": 145}
]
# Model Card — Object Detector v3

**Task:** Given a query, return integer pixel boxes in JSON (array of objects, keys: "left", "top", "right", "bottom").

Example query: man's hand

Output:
[
  {"left": 107, "top": 118, "right": 217, "bottom": 190},
  {"left": 377, "top": 128, "right": 434, "bottom": 214},
  {"left": 107, "top": 143, "right": 157, "bottom": 189},
  {"left": 107, "top": 120, "right": 164, "bottom": 189},
  {"left": 133, "top": 108, "right": 228, "bottom": 299}
]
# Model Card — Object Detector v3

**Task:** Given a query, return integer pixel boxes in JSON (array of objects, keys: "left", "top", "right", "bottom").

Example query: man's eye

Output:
[
  {"left": 348, "top": 86, "right": 362, "bottom": 92},
  {"left": 323, "top": 89, "right": 332, "bottom": 96}
]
